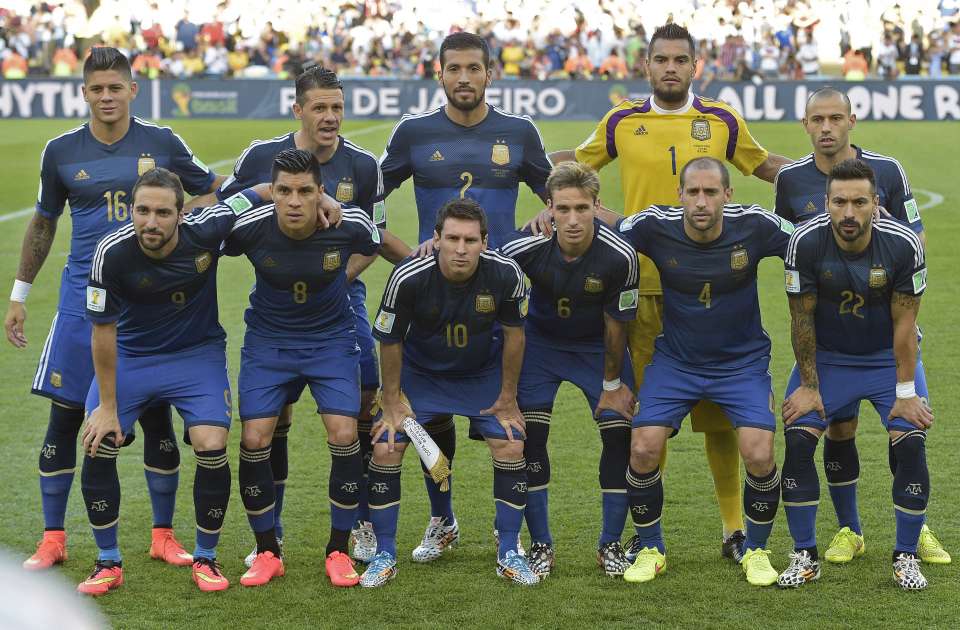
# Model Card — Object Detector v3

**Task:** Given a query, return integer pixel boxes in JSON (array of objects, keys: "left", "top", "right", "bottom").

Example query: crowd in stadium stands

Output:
[{"left": 1, "top": 0, "right": 960, "bottom": 81}]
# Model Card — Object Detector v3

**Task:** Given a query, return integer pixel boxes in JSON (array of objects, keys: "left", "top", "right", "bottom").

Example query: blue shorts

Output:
[
  {"left": 634, "top": 355, "right": 776, "bottom": 432},
  {"left": 85, "top": 342, "right": 232, "bottom": 434},
  {"left": 32, "top": 311, "right": 94, "bottom": 408},
  {"left": 240, "top": 337, "right": 360, "bottom": 421},
  {"left": 784, "top": 359, "right": 930, "bottom": 433},
  {"left": 349, "top": 279, "right": 380, "bottom": 390},
  {"left": 517, "top": 341, "right": 635, "bottom": 421},
  {"left": 381, "top": 363, "right": 521, "bottom": 442}
]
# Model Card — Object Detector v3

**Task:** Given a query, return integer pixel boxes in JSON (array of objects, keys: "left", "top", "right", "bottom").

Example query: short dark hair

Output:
[
  {"left": 271, "top": 148, "right": 323, "bottom": 187},
  {"left": 83, "top": 46, "right": 132, "bottom": 81},
  {"left": 805, "top": 86, "right": 852, "bottom": 115},
  {"left": 439, "top": 31, "right": 490, "bottom": 70},
  {"left": 434, "top": 197, "right": 488, "bottom": 239},
  {"left": 827, "top": 158, "right": 876, "bottom": 195},
  {"left": 648, "top": 23, "right": 696, "bottom": 58},
  {"left": 132, "top": 168, "right": 184, "bottom": 211},
  {"left": 679, "top": 157, "right": 730, "bottom": 189},
  {"left": 294, "top": 65, "right": 343, "bottom": 105}
]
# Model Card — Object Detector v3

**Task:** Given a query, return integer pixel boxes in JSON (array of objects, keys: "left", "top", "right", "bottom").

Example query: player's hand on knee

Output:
[
  {"left": 374, "top": 397, "right": 413, "bottom": 452},
  {"left": 482, "top": 396, "right": 526, "bottom": 441},
  {"left": 4, "top": 301, "right": 27, "bottom": 348},
  {"left": 889, "top": 396, "right": 934, "bottom": 430},
  {"left": 522, "top": 208, "right": 554, "bottom": 237},
  {"left": 782, "top": 385, "right": 824, "bottom": 425},
  {"left": 595, "top": 384, "right": 637, "bottom": 420},
  {"left": 81, "top": 407, "right": 124, "bottom": 456},
  {"left": 416, "top": 237, "right": 437, "bottom": 258}
]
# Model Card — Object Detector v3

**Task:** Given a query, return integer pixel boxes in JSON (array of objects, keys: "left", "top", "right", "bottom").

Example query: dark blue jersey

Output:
[
  {"left": 785, "top": 214, "right": 926, "bottom": 366},
  {"left": 37, "top": 117, "right": 215, "bottom": 317},
  {"left": 617, "top": 205, "right": 794, "bottom": 373},
  {"left": 217, "top": 133, "right": 386, "bottom": 226},
  {"left": 372, "top": 250, "right": 526, "bottom": 376},
  {"left": 223, "top": 193, "right": 382, "bottom": 348},
  {"left": 499, "top": 220, "right": 638, "bottom": 352},
  {"left": 774, "top": 146, "right": 923, "bottom": 232},
  {"left": 378, "top": 106, "right": 552, "bottom": 247},
  {"left": 86, "top": 201, "right": 240, "bottom": 357}
]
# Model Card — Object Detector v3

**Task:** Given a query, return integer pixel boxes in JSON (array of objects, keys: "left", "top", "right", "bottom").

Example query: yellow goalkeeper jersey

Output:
[{"left": 575, "top": 91, "right": 768, "bottom": 294}]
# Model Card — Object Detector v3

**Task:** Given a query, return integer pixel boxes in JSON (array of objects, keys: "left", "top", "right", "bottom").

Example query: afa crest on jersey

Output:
[
  {"left": 491, "top": 143, "right": 510, "bottom": 166},
  {"left": 730, "top": 247, "right": 749, "bottom": 271},
  {"left": 195, "top": 251, "right": 213, "bottom": 273},
  {"left": 323, "top": 251, "right": 341, "bottom": 271},
  {"left": 869, "top": 266, "right": 887, "bottom": 289},
  {"left": 138, "top": 155, "right": 157, "bottom": 176},
  {"left": 475, "top": 293, "right": 496, "bottom": 313},
  {"left": 691, "top": 119, "right": 711, "bottom": 141},
  {"left": 584, "top": 275, "right": 604, "bottom": 293},
  {"left": 335, "top": 180, "right": 354, "bottom": 202}
]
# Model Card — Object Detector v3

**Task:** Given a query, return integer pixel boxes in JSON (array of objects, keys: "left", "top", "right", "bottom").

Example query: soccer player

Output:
[
  {"left": 222, "top": 149, "right": 381, "bottom": 588},
  {"left": 546, "top": 23, "right": 792, "bottom": 561},
  {"left": 774, "top": 88, "right": 948, "bottom": 565},
  {"left": 209, "top": 65, "right": 408, "bottom": 567},
  {"left": 4, "top": 47, "right": 222, "bottom": 570},
  {"left": 614, "top": 157, "right": 794, "bottom": 587},
  {"left": 362, "top": 198, "right": 536, "bottom": 587},
  {"left": 378, "top": 31, "right": 552, "bottom": 561},
  {"left": 499, "top": 162, "right": 638, "bottom": 577},
  {"left": 778, "top": 159, "right": 933, "bottom": 590}
]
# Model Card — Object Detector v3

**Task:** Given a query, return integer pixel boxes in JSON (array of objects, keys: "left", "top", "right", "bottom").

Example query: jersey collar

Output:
[{"left": 649, "top": 91, "right": 694, "bottom": 115}]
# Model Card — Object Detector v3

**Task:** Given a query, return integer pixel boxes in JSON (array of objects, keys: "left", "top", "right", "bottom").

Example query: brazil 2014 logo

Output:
[{"left": 171, "top": 83, "right": 192, "bottom": 117}]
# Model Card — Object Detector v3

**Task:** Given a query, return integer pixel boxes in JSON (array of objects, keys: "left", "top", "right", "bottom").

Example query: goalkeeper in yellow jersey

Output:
[{"left": 542, "top": 23, "right": 791, "bottom": 562}]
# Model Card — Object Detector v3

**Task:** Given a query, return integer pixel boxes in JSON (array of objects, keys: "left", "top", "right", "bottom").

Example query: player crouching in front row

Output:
[{"left": 364, "top": 198, "right": 537, "bottom": 587}]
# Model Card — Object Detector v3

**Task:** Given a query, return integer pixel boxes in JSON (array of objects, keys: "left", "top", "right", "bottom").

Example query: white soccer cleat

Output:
[
  {"left": 351, "top": 521, "right": 377, "bottom": 563},
  {"left": 411, "top": 517, "right": 459, "bottom": 563}
]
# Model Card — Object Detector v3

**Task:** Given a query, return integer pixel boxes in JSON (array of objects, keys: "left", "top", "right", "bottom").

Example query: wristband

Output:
[
  {"left": 10, "top": 279, "right": 31, "bottom": 303},
  {"left": 896, "top": 381, "right": 916, "bottom": 399},
  {"left": 602, "top": 378, "right": 621, "bottom": 392}
]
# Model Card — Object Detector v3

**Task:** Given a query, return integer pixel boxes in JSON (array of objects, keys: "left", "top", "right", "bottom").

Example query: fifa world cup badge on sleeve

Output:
[
  {"left": 619, "top": 288, "right": 638, "bottom": 311},
  {"left": 86, "top": 286, "right": 107, "bottom": 312},
  {"left": 912, "top": 269, "right": 927, "bottom": 293},
  {"left": 401, "top": 417, "right": 451, "bottom": 491},
  {"left": 904, "top": 198, "right": 921, "bottom": 223},
  {"left": 373, "top": 201, "right": 386, "bottom": 225},
  {"left": 225, "top": 192, "right": 253, "bottom": 215},
  {"left": 785, "top": 270, "right": 800, "bottom": 294},
  {"left": 375, "top": 310, "right": 395, "bottom": 334}
]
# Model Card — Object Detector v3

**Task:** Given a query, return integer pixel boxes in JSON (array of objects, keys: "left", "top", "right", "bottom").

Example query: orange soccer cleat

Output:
[
  {"left": 240, "top": 551, "right": 285, "bottom": 587},
  {"left": 325, "top": 550, "right": 360, "bottom": 587},
  {"left": 192, "top": 557, "right": 230, "bottom": 592},
  {"left": 22, "top": 530, "right": 67, "bottom": 570},
  {"left": 149, "top": 528, "right": 193, "bottom": 566},
  {"left": 76, "top": 560, "right": 123, "bottom": 596}
]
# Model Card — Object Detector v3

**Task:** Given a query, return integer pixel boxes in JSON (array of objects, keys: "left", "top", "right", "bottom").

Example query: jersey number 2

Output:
[{"left": 459, "top": 172, "right": 473, "bottom": 198}]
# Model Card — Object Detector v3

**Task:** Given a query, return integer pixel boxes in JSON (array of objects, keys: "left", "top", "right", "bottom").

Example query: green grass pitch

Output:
[{"left": 0, "top": 118, "right": 956, "bottom": 628}]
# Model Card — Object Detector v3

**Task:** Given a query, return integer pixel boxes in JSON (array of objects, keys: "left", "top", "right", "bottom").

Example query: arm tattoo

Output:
[
  {"left": 891, "top": 291, "right": 921, "bottom": 313},
  {"left": 788, "top": 293, "right": 819, "bottom": 388},
  {"left": 17, "top": 214, "right": 58, "bottom": 282}
]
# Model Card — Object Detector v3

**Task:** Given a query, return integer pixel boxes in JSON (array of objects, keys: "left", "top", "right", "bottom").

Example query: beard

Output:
[
  {"left": 446, "top": 85, "right": 485, "bottom": 112},
  {"left": 832, "top": 218, "right": 867, "bottom": 242},
  {"left": 652, "top": 78, "right": 690, "bottom": 106},
  {"left": 137, "top": 230, "right": 173, "bottom": 251}
]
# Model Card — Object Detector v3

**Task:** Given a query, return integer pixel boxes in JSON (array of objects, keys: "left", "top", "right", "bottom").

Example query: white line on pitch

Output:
[{"left": 0, "top": 121, "right": 394, "bottom": 223}]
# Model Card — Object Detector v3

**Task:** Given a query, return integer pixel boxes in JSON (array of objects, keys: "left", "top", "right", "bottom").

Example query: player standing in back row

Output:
[
  {"left": 378, "top": 31, "right": 552, "bottom": 562},
  {"left": 5, "top": 47, "right": 223, "bottom": 571}
]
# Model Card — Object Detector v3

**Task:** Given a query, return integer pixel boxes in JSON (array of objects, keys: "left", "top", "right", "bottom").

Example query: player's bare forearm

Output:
[
  {"left": 788, "top": 293, "right": 819, "bottom": 388},
  {"left": 346, "top": 253, "right": 378, "bottom": 283},
  {"left": 91, "top": 322, "right": 119, "bottom": 410},
  {"left": 209, "top": 174, "right": 226, "bottom": 192},
  {"left": 378, "top": 229, "right": 413, "bottom": 264},
  {"left": 184, "top": 191, "right": 218, "bottom": 211},
  {"left": 891, "top": 291, "right": 921, "bottom": 383},
  {"left": 499, "top": 324, "right": 525, "bottom": 398},
  {"left": 379, "top": 341, "right": 404, "bottom": 399},
  {"left": 548, "top": 149, "right": 576, "bottom": 164},
  {"left": 602, "top": 314, "right": 628, "bottom": 380},
  {"left": 16, "top": 213, "right": 58, "bottom": 282},
  {"left": 596, "top": 204, "right": 623, "bottom": 227},
  {"left": 753, "top": 153, "right": 793, "bottom": 183}
]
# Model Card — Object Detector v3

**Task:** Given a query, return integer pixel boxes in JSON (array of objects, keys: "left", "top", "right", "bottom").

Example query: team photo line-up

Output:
[{"left": 4, "top": 23, "right": 947, "bottom": 596}]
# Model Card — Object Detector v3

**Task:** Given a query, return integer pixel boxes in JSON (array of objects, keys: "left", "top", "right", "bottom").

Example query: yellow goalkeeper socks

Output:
[{"left": 704, "top": 430, "right": 744, "bottom": 536}]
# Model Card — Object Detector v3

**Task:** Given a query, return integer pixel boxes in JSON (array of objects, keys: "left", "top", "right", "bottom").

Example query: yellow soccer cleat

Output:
[
  {"left": 918, "top": 524, "right": 951, "bottom": 565},
  {"left": 741, "top": 548, "right": 778, "bottom": 586},
  {"left": 623, "top": 547, "right": 666, "bottom": 584},
  {"left": 824, "top": 527, "right": 865, "bottom": 564}
]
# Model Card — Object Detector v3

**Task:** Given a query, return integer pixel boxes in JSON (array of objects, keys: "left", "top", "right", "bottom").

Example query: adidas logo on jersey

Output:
[
  {"left": 263, "top": 256, "right": 277, "bottom": 268},
  {"left": 667, "top": 257, "right": 679, "bottom": 267},
  {"left": 804, "top": 201, "right": 817, "bottom": 214},
  {"left": 634, "top": 126, "right": 648, "bottom": 135},
  {"left": 74, "top": 169, "right": 90, "bottom": 181},
  {"left": 429, "top": 150, "right": 444, "bottom": 162}
]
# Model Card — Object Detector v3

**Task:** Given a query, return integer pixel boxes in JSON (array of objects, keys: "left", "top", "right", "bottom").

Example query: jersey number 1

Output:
[{"left": 668, "top": 146, "right": 677, "bottom": 176}]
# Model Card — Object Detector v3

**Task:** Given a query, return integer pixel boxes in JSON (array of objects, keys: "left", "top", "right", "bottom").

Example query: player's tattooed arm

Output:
[
  {"left": 783, "top": 292, "right": 824, "bottom": 423},
  {"left": 595, "top": 315, "right": 636, "bottom": 420},
  {"left": 889, "top": 290, "right": 933, "bottom": 428},
  {"left": 16, "top": 213, "right": 58, "bottom": 283}
]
